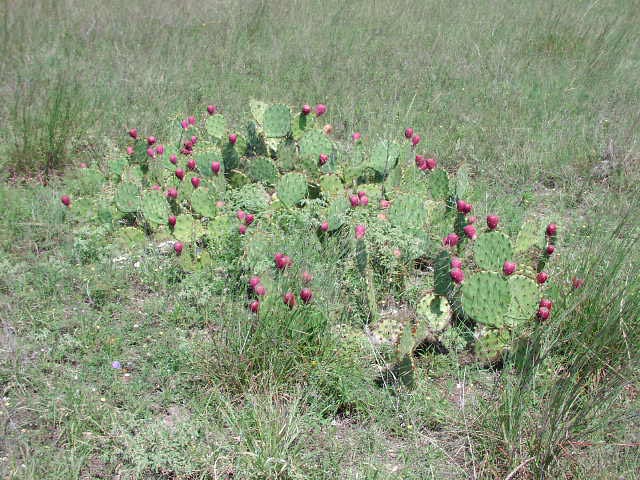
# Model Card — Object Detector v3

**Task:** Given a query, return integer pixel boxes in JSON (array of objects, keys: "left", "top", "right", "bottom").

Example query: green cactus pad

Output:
[
  {"left": 247, "top": 156, "right": 279, "bottom": 185},
  {"left": 299, "top": 129, "right": 333, "bottom": 160},
  {"left": 115, "top": 182, "right": 140, "bottom": 213},
  {"left": 455, "top": 164, "right": 471, "bottom": 198},
  {"left": 433, "top": 250, "right": 453, "bottom": 296},
  {"left": 205, "top": 114, "right": 226, "bottom": 140},
  {"left": 233, "top": 183, "right": 271, "bottom": 213},
  {"left": 416, "top": 294, "right": 451, "bottom": 333},
  {"left": 354, "top": 183, "right": 383, "bottom": 206},
  {"left": 109, "top": 156, "right": 128, "bottom": 180},
  {"left": 173, "top": 214, "right": 195, "bottom": 243},
  {"left": 506, "top": 275, "right": 540, "bottom": 325},
  {"left": 391, "top": 354, "right": 415, "bottom": 388},
  {"left": 222, "top": 143, "right": 239, "bottom": 171},
  {"left": 325, "top": 196, "right": 349, "bottom": 231},
  {"left": 276, "top": 172, "right": 307, "bottom": 207},
  {"left": 190, "top": 187, "right": 217, "bottom": 217},
  {"left": 370, "top": 140, "right": 401, "bottom": 174},
  {"left": 120, "top": 165, "right": 144, "bottom": 186},
  {"left": 397, "top": 324, "right": 415, "bottom": 356},
  {"left": 263, "top": 104, "right": 291, "bottom": 138},
  {"left": 515, "top": 219, "right": 544, "bottom": 253},
  {"left": 429, "top": 169, "right": 450, "bottom": 200},
  {"left": 196, "top": 149, "right": 223, "bottom": 178},
  {"left": 291, "top": 112, "right": 314, "bottom": 140},
  {"left": 473, "top": 231, "right": 513, "bottom": 271},
  {"left": 112, "top": 226, "right": 146, "bottom": 252},
  {"left": 389, "top": 193, "right": 428, "bottom": 230},
  {"left": 319, "top": 174, "right": 344, "bottom": 199},
  {"left": 475, "top": 328, "right": 510, "bottom": 364},
  {"left": 369, "top": 316, "right": 403, "bottom": 346},
  {"left": 141, "top": 190, "right": 169, "bottom": 225},
  {"left": 249, "top": 99, "right": 268, "bottom": 125},
  {"left": 461, "top": 272, "right": 511, "bottom": 327}
]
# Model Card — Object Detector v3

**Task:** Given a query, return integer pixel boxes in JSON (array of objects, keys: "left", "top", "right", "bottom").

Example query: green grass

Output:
[{"left": 1, "top": 1, "right": 640, "bottom": 479}]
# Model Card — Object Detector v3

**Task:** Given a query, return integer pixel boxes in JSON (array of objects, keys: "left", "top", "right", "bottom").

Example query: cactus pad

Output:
[
  {"left": 506, "top": 275, "right": 540, "bottom": 325},
  {"left": 196, "top": 149, "right": 223, "bottom": 178},
  {"left": 173, "top": 214, "right": 195, "bottom": 243},
  {"left": 205, "top": 114, "right": 226, "bottom": 140},
  {"left": 325, "top": 196, "right": 349, "bottom": 230},
  {"left": 263, "top": 104, "right": 291, "bottom": 137},
  {"left": 115, "top": 182, "right": 140, "bottom": 213},
  {"left": 429, "top": 169, "right": 450, "bottom": 200},
  {"left": 249, "top": 99, "right": 268, "bottom": 125},
  {"left": 461, "top": 272, "right": 510, "bottom": 327},
  {"left": 389, "top": 193, "right": 428, "bottom": 230},
  {"left": 416, "top": 294, "right": 451, "bottom": 333},
  {"left": 141, "top": 190, "right": 169, "bottom": 225},
  {"left": 319, "top": 174, "right": 344, "bottom": 199},
  {"left": 190, "top": 187, "right": 217, "bottom": 217},
  {"left": 112, "top": 226, "right": 146, "bottom": 252},
  {"left": 370, "top": 141, "right": 401, "bottom": 174},
  {"left": 222, "top": 143, "right": 239, "bottom": 171},
  {"left": 433, "top": 250, "right": 453, "bottom": 296},
  {"left": 247, "top": 156, "right": 279, "bottom": 185},
  {"left": 276, "top": 172, "right": 307, "bottom": 207},
  {"left": 475, "top": 327, "right": 510, "bottom": 364},
  {"left": 291, "top": 112, "right": 313, "bottom": 140},
  {"left": 455, "top": 164, "right": 471, "bottom": 198},
  {"left": 515, "top": 219, "right": 543, "bottom": 253},
  {"left": 473, "top": 231, "right": 513, "bottom": 271},
  {"left": 299, "top": 129, "right": 333, "bottom": 160}
]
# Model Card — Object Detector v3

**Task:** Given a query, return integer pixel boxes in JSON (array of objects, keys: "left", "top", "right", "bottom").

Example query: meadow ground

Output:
[{"left": 1, "top": 1, "right": 640, "bottom": 478}]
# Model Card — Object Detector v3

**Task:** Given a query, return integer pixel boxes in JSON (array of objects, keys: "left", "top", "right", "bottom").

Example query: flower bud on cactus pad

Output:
[
  {"left": 249, "top": 300, "right": 260, "bottom": 313},
  {"left": 175, "top": 169, "right": 185, "bottom": 180},
  {"left": 404, "top": 127, "right": 413, "bottom": 139},
  {"left": 169, "top": 154, "right": 177, "bottom": 164},
  {"left": 319, "top": 153, "right": 329, "bottom": 165},
  {"left": 127, "top": 146, "right": 134, "bottom": 155},
  {"left": 211, "top": 161, "right": 221, "bottom": 174},
  {"left": 359, "top": 195, "right": 369, "bottom": 206},
  {"left": 61, "top": 195, "right": 71, "bottom": 207},
  {"left": 349, "top": 195, "right": 360, "bottom": 207},
  {"left": 411, "top": 134, "right": 421, "bottom": 146},
  {"left": 443, "top": 233, "right": 459, "bottom": 247},
  {"left": 487, "top": 215, "right": 499, "bottom": 230},
  {"left": 302, "top": 104, "right": 311, "bottom": 115},
  {"left": 352, "top": 132, "right": 361, "bottom": 141},
  {"left": 546, "top": 223, "right": 557, "bottom": 236},
  {"left": 238, "top": 224, "right": 247, "bottom": 235},
  {"left": 380, "top": 199, "right": 390, "bottom": 209},
  {"left": 168, "top": 215, "right": 176, "bottom": 227},
  {"left": 546, "top": 244, "right": 555, "bottom": 255},
  {"left": 355, "top": 224, "right": 366, "bottom": 239},
  {"left": 191, "top": 177, "right": 201, "bottom": 188},
  {"left": 188, "top": 116, "right": 196, "bottom": 125},
  {"left": 128, "top": 128, "right": 138, "bottom": 139},
  {"left": 249, "top": 276, "right": 261, "bottom": 288},
  {"left": 245, "top": 214, "right": 255, "bottom": 226},
  {"left": 315, "top": 104, "right": 327, "bottom": 116},
  {"left": 174, "top": 242, "right": 183, "bottom": 255},
  {"left": 425, "top": 158, "right": 437, "bottom": 170},
  {"left": 283, "top": 292, "right": 296, "bottom": 308},
  {"left": 539, "top": 298, "right": 553, "bottom": 310},
  {"left": 236, "top": 210, "right": 246, "bottom": 221},
  {"left": 536, "top": 272, "right": 549, "bottom": 284},
  {"left": 181, "top": 120, "right": 189, "bottom": 129},
  {"left": 187, "top": 159, "right": 196, "bottom": 171},
  {"left": 191, "top": 135, "right": 197, "bottom": 144},
  {"left": 147, "top": 136, "right": 156, "bottom": 145},
  {"left": 463, "top": 225, "right": 477, "bottom": 240},
  {"left": 537, "top": 307, "right": 550, "bottom": 320},
  {"left": 300, "top": 288, "right": 313, "bottom": 304},
  {"left": 467, "top": 216, "right": 477, "bottom": 224},
  {"left": 320, "top": 221, "right": 329, "bottom": 232},
  {"left": 156, "top": 144, "right": 165, "bottom": 155},
  {"left": 572, "top": 277, "right": 584, "bottom": 289},
  {"left": 146, "top": 147, "right": 155, "bottom": 158},
  {"left": 451, "top": 257, "right": 462, "bottom": 269},
  {"left": 207, "top": 105, "right": 217, "bottom": 115},
  {"left": 254, "top": 284, "right": 266, "bottom": 296},
  {"left": 166, "top": 188, "right": 178, "bottom": 199},
  {"left": 503, "top": 261, "right": 517, "bottom": 276},
  {"left": 228, "top": 134, "right": 237, "bottom": 145},
  {"left": 450, "top": 268, "right": 464, "bottom": 284}
]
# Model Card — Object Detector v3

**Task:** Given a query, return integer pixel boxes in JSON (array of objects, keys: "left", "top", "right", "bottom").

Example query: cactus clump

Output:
[
  {"left": 461, "top": 271, "right": 511, "bottom": 327},
  {"left": 473, "top": 231, "right": 513, "bottom": 271},
  {"left": 263, "top": 104, "right": 292, "bottom": 138},
  {"left": 247, "top": 156, "right": 279, "bottom": 185},
  {"left": 299, "top": 129, "right": 333, "bottom": 161},
  {"left": 141, "top": 190, "right": 170, "bottom": 225},
  {"left": 205, "top": 114, "right": 226, "bottom": 140},
  {"left": 115, "top": 182, "right": 141, "bottom": 213},
  {"left": 276, "top": 172, "right": 307, "bottom": 207}
]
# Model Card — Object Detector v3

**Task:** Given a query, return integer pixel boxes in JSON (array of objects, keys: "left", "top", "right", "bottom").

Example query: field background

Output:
[{"left": 1, "top": 0, "right": 639, "bottom": 479}]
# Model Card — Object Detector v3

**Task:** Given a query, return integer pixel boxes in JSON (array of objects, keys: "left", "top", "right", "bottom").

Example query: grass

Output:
[{"left": 1, "top": 0, "right": 640, "bottom": 479}]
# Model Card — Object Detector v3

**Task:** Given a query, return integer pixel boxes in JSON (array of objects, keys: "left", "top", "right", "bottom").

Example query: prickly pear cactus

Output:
[
  {"left": 263, "top": 104, "right": 291, "bottom": 138},
  {"left": 433, "top": 250, "right": 452, "bottom": 296},
  {"left": 319, "top": 174, "right": 344, "bottom": 199},
  {"left": 141, "top": 190, "right": 169, "bottom": 225},
  {"left": 324, "top": 196, "right": 349, "bottom": 231},
  {"left": 455, "top": 164, "right": 471, "bottom": 198},
  {"left": 506, "top": 275, "right": 540, "bottom": 326},
  {"left": 475, "top": 327, "right": 510, "bottom": 364},
  {"left": 461, "top": 271, "right": 511, "bottom": 327},
  {"left": 223, "top": 143, "right": 240, "bottom": 171},
  {"left": 190, "top": 187, "right": 217, "bottom": 217},
  {"left": 205, "top": 114, "right": 226, "bottom": 140},
  {"left": 173, "top": 214, "right": 196, "bottom": 244},
  {"left": 429, "top": 169, "right": 450, "bottom": 201},
  {"left": 276, "top": 172, "right": 307, "bottom": 207},
  {"left": 515, "top": 219, "right": 544, "bottom": 253},
  {"left": 473, "top": 231, "right": 513, "bottom": 271},
  {"left": 115, "top": 183, "right": 140, "bottom": 213},
  {"left": 416, "top": 294, "right": 451, "bottom": 335},
  {"left": 247, "top": 156, "right": 279, "bottom": 185},
  {"left": 250, "top": 99, "right": 268, "bottom": 125},
  {"left": 389, "top": 193, "right": 429, "bottom": 230},
  {"left": 370, "top": 140, "right": 401, "bottom": 174},
  {"left": 291, "top": 113, "right": 313, "bottom": 140},
  {"left": 299, "top": 129, "right": 333, "bottom": 160}
]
